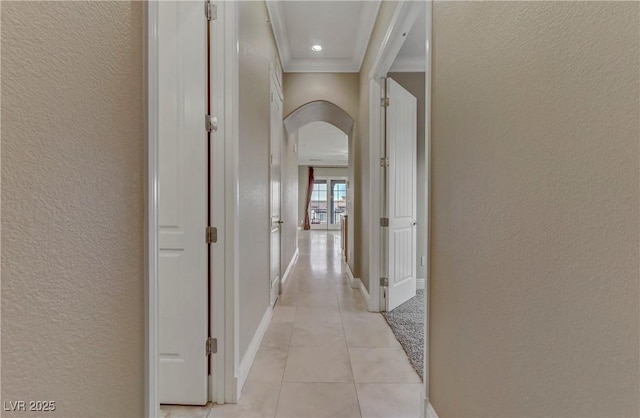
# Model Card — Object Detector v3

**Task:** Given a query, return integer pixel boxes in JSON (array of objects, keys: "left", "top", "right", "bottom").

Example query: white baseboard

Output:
[
  {"left": 346, "top": 264, "right": 361, "bottom": 289},
  {"left": 281, "top": 248, "right": 299, "bottom": 286},
  {"left": 417, "top": 278, "right": 425, "bottom": 290},
  {"left": 297, "top": 226, "right": 302, "bottom": 230},
  {"left": 426, "top": 401, "right": 439, "bottom": 418},
  {"left": 358, "top": 280, "right": 373, "bottom": 311},
  {"left": 237, "top": 307, "right": 272, "bottom": 397}
]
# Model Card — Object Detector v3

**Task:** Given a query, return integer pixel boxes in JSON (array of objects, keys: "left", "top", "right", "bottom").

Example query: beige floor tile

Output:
[
  {"left": 287, "top": 280, "right": 335, "bottom": 293},
  {"left": 276, "top": 292, "right": 299, "bottom": 307},
  {"left": 272, "top": 306, "right": 296, "bottom": 323},
  {"left": 294, "top": 306, "right": 342, "bottom": 324},
  {"left": 343, "top": 320, "right": 402, "bottom": 348},
  {"left": 283, "top": 346, "right": 353, "bottom": 382},
  {"left": 261, "top": 322, "right": 293, "bottom": 349},
  {"left": 341, "top": 311, "right": 387, "bottom": 325},
  {"left": 246, "top": 345, "right": 288, "bottom": 382},
  {"left": 276, "top": 383, "right": 361, "bottom": 418},
  {"left": 356, "top": 383, "right": 422, "bottom": 418},
  {"left": 209, "top": 378, "right": 280, "bottom": 418},
  {"left": 290, "top": 321, "right": 346, "bottom": 347},
  {"left": 161, "top": 404, "right": 211, "bottom": 418},
  {"left": 349, "top": 348, "right": 420, "bottom": 383},
  {"left": 338, "top": 294, "right": 369, "bottom": 311},
  {"left": 296, "top": 290, "right": 339, "bottom": 307}
]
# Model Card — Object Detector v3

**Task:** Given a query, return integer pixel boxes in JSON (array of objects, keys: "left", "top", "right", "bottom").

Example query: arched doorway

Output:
[{"left": 284, "top": 100, "right": 356, "bottom": 272}]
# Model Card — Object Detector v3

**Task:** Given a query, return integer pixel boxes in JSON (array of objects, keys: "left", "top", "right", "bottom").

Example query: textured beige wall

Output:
[
  {"left": 357, "top": 0, "right": 399, "bottom": 290},
  {"left": 1, "top": 2, "right": 145, "bottom": 417},
  {"left": 237, "top": 0, "right": 280, "bottom": 358},
  {"left": 282, "top": 73, "right": 359, "bottom": 272},
  {"left": 283, "top": 73, "right": 359, "bottom": 121},
  {"left": 430, "top": 2, "right": 640, "bottom": 416},
  {"left": 388, "top": 73, "right": 426, "bottom": 280},
  {"left": 282, "top": 129, "right": 299, "bottom": 276}
]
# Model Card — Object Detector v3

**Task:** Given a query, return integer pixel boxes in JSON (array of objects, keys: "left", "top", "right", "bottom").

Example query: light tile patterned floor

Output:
[{"left": 161, "top": 231, "right": 421, "bottom": 418}]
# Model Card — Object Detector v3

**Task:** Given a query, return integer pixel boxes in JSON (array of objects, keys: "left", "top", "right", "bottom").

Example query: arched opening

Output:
[{"left": 284, "top": 100, "right": 356, "bottom": 272}]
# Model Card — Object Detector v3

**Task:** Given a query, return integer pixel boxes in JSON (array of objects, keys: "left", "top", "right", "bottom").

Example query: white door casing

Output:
[
  {"left": 385, "top": 78, "right": 418, "bottom": 311},
  {"left": 158, "top": 0, "right": 208, "bottom": 405},
  {"left": 270, "top": 69, "right": 283, "bottom": 307}
]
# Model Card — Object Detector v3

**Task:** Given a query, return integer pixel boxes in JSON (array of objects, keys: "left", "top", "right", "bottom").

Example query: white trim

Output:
[
  {"left": 367, "top": 0, "right": 433, "bottom": 411},
  {"left": 286, "top": 57, "right": 361, "bottom": 73},
  {"left": 423, "top": 0, "right": 433, "bottom": 406},
  {"left": 369, "top": 0, "right": 424, "bottom": 315},
  {"left": 346, "top": 264, "right": 361, "bottom": 290},
  {"left": 209, "top": 0, "right": 229, "bottom": 405},
  {"left": 416, "top": 278, "right": 425, "bottom": 290},
  {"left": 297, "top": 226, "right": 302, "bottom": 231},
  {"left": 265, "top": 1, "right": 290, "bottom": 72},
  {"left": 425, "top": 401, "right": 439, "bottom": 418},
  {"left": 390, "top": 56, "right": 426, "bottom": 73},
  {"left": 236, "top": 307, "right": 272, "bottom": 398},
  {"left": 144, "top": 1, "right": 159, "bottom": 416},
  {"left": 281, "top": 247, "right": 299, "bottom": 287},
  {"left": 266, "top": 1, "right": 380, "bottom": 73},
  {"left": 223, "top": 0, "right": 241, "bottom": 405},
  {"left": 358, "top": 281, "right": 372, "bottom": 311},
  {"left": 368, "top": 77, "right": 383, "bottom": 313},
  {"left": 353, "top": 1, "right": 382, "bottom": 70}
]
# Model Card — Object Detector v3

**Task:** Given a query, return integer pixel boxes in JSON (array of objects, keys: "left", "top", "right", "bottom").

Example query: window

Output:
[{"left": 310, "top": 180, "right": 327, "bottom": 225}]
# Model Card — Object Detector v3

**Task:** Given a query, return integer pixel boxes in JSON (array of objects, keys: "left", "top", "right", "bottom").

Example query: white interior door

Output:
[
  {"left": 270, "top": 72, "right": 283, "bottom": 307},
  {"left": 158, "top": 1, "right": 208, "bottom": 405},
  {"left": 385, "top": 78, "right": 418, "bottom": 311}
]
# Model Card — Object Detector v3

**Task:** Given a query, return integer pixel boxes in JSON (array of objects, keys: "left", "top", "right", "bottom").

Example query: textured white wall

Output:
[
  {"left": 237, "top": 0, "right": 280, "bottom": 358},
  {"left": 430, "top": 2, "right": 639, "bottom": 416},
  {"left": 1, "top": 2, "right": 145, "bottom": 416}
]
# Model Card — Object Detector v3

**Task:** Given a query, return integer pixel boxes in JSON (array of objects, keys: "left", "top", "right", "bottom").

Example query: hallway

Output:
[{"left": 162, "top": 231, "right": 421, "bottom": 418}]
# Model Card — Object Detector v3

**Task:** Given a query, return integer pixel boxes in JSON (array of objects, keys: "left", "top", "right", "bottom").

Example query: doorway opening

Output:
[
  {"left": 308, "top": 177, "right": 348, "bottom": 230},
  {"left": 297, "top": 120, "right": 349, "bottom": 231},
  {"left": 285, "top": 101, "right": 355, "bottom": 270}
]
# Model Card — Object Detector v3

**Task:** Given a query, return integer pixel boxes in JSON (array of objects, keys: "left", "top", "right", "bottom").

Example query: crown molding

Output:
[
  {"left": 266, "top": 0, "right": 381, "bottom": 73},
  {"left": 390, "top": 56, "right": 426, "bottom": 72}
]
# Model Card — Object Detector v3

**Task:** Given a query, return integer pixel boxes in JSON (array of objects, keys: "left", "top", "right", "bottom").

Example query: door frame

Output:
[
  {"left": 308, "top": 176, "right": 349, "bottom": 231},
  {"left": 366, "top": 1, "right": 432, "bottom": 416},
  {"left": 269, "top": 63, "right": 283, "bottom": 307},
  {"left": 145, "top": 1, "right": 239, "bottom": 415}
]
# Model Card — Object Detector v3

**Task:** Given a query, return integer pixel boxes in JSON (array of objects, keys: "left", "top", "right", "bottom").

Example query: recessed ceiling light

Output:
[{"left": 311, "top": 45, "right": 323, "bottom": 52}]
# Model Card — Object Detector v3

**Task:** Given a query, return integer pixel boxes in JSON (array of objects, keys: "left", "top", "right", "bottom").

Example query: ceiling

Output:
[
  {"left": 390, "top": 4, "right": 426, "bottom": 72},
  {"left": 266, "top": 1, "right": 381, "bottom": 73},
  {"left": 298, "top": 122, "right": 348, "bottom": 167}
]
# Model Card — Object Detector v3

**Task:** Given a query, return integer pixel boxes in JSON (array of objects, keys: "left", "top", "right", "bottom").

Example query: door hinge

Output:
[
  {"left": 205, "top": 114, "right": 217, "bottom": 133},
  {"left": 380, "top": 217, "right": 389, "bottom": 227},
  {"left": 381, "top": 97, "right": 390, "bottom": 107},
  {"left": 380, "top": 157, "right": 389, "bottom": 167},
  {"left": 380, "top": 277, "right": 389, "bottom": 287},
  {"left": 206, "top": 226, "right": 217, "bottom": 244},
  {"left": 205, "top": 1, "right": 217, "bottom": 21},
  {"left": 206, "top": 337, "right": 217, "bottom": 355}
]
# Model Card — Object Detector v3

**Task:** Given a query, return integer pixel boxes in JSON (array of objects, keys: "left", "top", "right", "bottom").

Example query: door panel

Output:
[
  {"left": 158, "top": 0, "right": 208, "bottom": 405},
  {"left": 386, "top": 78, "right": 418, "bottom": 311},
  {"left": 310, "top": 179, "right": 328, "bottom": 229},
  {"left": 270, "top": 73, "right": 283, "bottom": 307},
  {"left": 329, "top": 180, "right": 347, "bottom": 230}
]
